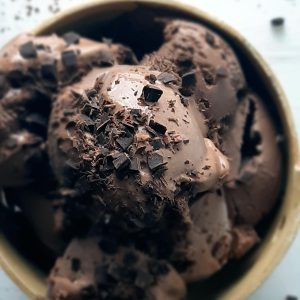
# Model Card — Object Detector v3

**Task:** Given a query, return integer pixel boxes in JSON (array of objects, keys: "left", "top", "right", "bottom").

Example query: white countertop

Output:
[{"left": 0, "top": 0, "right": 299, "bottom": 299}]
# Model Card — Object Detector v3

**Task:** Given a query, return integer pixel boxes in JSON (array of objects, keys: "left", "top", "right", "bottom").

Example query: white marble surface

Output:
[{"left": 0, "top": 0, "right": 300, "bottom": 299}]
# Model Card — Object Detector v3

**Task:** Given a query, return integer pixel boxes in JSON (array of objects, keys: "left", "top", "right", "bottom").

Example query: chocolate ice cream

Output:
[{"left": 0, "top": 16, "right": 282, "bottom": 300}]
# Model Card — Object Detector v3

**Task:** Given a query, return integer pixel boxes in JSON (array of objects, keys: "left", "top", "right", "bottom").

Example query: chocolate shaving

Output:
[
  {"left": 19, "top": 41, "right": 37, "bottom": 59},
  {"left": 157, "top": 72, "right": 176, "bottom": 84},
  {"left": 148, "top": 152, "right": 166, "bottom": 171},
  {"left": 116, "top": 136, "right": 133, "bottom": 150},
  {"left": 113, "top": 153, "right": 131, "bottom": 171},
  {"left": 142, "top": 85, "right": 163, "bottom": 102},
  {"left": 149, "top": 120, "right": 167, "bottom": 135},
  {"left": 61, "top": 50, "right": 77, "bottom": 68},
  {"left": 63, "top": 31, "right": 80, "bottom": 45},
  {"left": 151, "top": 138, "right": 165, "bottom": 150}
]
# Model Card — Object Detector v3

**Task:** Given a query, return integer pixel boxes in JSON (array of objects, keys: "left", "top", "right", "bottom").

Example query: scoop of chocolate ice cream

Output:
[{"left": 0, "top": 17, "right": 283, "bottom": 300}]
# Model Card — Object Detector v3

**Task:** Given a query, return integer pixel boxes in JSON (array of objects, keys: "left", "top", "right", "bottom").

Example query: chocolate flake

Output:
[
  {"left": 142, "top": 85, "right": 163, "bottom": 102},
  {"left": 157, "top": 72, "right": 177, "bottom": 84},
  {"left": 149, "top": 120, "right": 167, "bottom": 135},
  {"left": 61, "top": 50, "right": 77, "bottom": 68},
  {"left": 129, "top": 157, "right": 141, "bottom": 172},
  {"left": 151, "top": 138, "right": 165, "bottom": 150},
  {"left": 148, "top": 152, "right": 166, "bottom": 171},
  {"left": 63, "top": 31, "right": 80, "bottom": 45},
  {"left": 71, "top": 258, "right": 81, "bottom": 272},
  {"left": 19, "top": 41, "right": 37, "bottom": 59},
  {"left": 116, "top": 136, "right": 133, "bottom": 150},
  {"left": 113, "top": 153, "right": 131, "bottom": 171}
]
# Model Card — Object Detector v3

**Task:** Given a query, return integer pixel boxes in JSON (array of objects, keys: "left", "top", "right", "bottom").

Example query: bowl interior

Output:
[{"left": 1, "top": 1, "right": 300, "bottom": 300}]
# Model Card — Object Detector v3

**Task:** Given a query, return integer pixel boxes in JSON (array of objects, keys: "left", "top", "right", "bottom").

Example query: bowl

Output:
[{"left": 0, "top": 1, "right": 300, "bottom": 299}]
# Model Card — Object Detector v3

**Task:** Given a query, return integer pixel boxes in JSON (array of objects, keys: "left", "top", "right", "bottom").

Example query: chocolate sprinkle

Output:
[
  {"left": 149, "top": 120, "right": 167, "bottom": 135},
  {"left": 19, "top": 41, "right": 37, "bottom": 59},
  {"left": 63, "top": 31, "right": 80, "bottom": 45},
  {"left": 142, "top": 85, "right": 163, "bottom": 102},
  {"left": 157, "top": 72, "right": 176, "bottom": 84},
  {"left": 61, "top": 50, "right": 77, "bottom": 68},
  {"left": 147, "top": 152, "right": 166, "bottom": 171},
  {"left": 113, "top": 153, "right": 131, "bottom": 171}
]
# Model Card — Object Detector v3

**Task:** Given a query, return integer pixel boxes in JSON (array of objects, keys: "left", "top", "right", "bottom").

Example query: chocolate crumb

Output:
[
  {"left": 142, "top": 85, "right": 163, "bottom": 102},
  {"left": 19, "top": 41, "right": 37, "bottom": 59}
]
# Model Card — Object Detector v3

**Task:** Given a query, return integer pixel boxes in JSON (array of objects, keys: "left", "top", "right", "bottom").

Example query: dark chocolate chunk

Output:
[
  {"left": 149, "top": 120, "right": 167, "bottom": 135},
  {"left": 216, "top": 66, "right": 227, "bottom": 78},
  {"left": 151, "top": 138, "right": 165, "bottom": 150},
  {"left": 147, "top": 152, "right": 166, "bottom": 171},
  {"left": 116, "top": 136, "right": 133, "bottom": 150},
  {"left": 99, "top": 50, "right": 114, "bottom": 67},
  {"left": 61, "top": 50, "right": 77, "bottom": 68},
  {"left": 157, "top": 72, "right": 176, "bottom": 84},
  {"left": 134, "top": 270, "right": 154, "bottom": 289},
  {"left": 271, "top": 17, "right": 285, "bottom": 26},
  {"left": 19, "top": 41, "right": 37, "bottom": 59},
  {"left": 63, "top": 31, "right": 80, "bottom": 45},
  {"left": 98, "top": 238, "right": 118, "bottom": 255},
  {"left": 129, "top": 157, "right": 140, "bottom": 172},
  {"left": 205, "top": 31, "right": 215, "bottom": 46},
  {"left": 113, "top": 153, "right": 131, "bottom": 171},
  {"left": 80, "top": 114, "right": 94, "bottom": 127},
  {"left": 142, "top": 84, "right": 163, "bottom": 102},
  {"left": 145, "top": 74, "right": 157, "bottom": 84},
  {"left": 71, "top": 257, "right": 81, "bottom": 272},
  {"left": 123, "top": 252, "right": 138, "bottom": 266},
  {"left": 41, "top": 59, "right": 57, "bottom": 80}
]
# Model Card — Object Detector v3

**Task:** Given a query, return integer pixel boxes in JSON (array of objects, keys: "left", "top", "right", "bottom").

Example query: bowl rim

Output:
[{"left": 1, "top": 1, "right": 300, "bottom": 300}]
